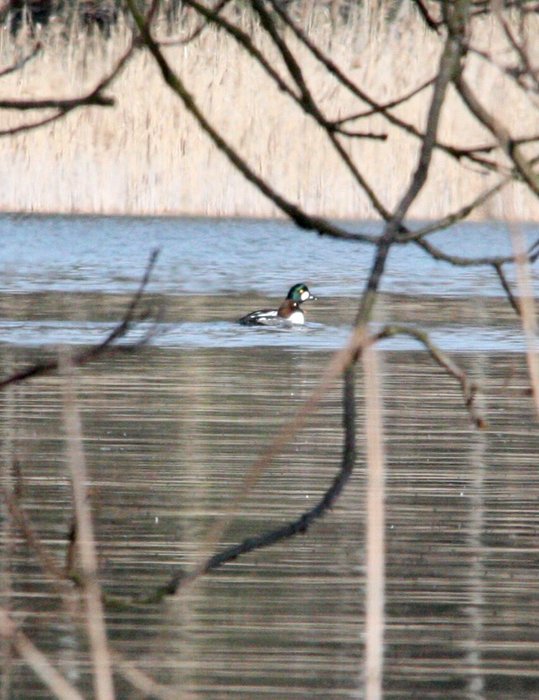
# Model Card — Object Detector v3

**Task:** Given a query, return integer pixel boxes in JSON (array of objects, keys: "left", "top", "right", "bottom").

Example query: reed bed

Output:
[{"left": 0, "top": 3, "right": 537, "bottom": 219}]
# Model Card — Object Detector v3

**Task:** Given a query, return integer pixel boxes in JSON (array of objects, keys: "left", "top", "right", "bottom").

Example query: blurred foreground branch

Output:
[
  {"left": 0, "top": 249, "right": 159, "bottom": 391},
  {"left": 0, "top": 608, "right": 84, "bottom": 700}
]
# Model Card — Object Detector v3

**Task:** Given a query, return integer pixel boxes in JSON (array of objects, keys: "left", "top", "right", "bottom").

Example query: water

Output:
[
  {"left": 1, "top": 214, "right": 539, "bottom": 698},
  {"left": 2, "top": 213, "right": 538, "bottom": 297}
]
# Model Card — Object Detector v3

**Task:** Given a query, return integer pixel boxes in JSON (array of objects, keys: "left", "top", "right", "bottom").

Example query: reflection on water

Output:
[
  {"left": 1, "top": 215, "right": 539, "bottom": 698},
  {"left": 2, "top": 329, "right": 539, "bottom": 697},
  {"left": 0, "top": 317, "right": 530, "bottom": 353}
]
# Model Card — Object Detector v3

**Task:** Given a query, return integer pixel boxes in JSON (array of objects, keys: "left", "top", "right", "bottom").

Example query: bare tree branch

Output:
[
  {"left": 332, "top": 74, "right": 437, "bottom": 124},
  {"left": 0, "top": 38, "right": 136, "bottom": 141},
  {"left": 455, "top": 74, "right": 539, "bottom": 196},
  {"left": 149, "top": 364, "right": 357, "bottom": 599},
  {"left": 0, "top": 248, "right": 159, "bottom": 391},
  {"left": 354, "top": 2, "right": 467, "bottom": 327},
  {"left": 467, "top": 41, "right": 539, "bottom": 98},
  {"left": 415, "top": 234, "right": 539, "bottom": 268},
  {"left": 127, "top": 0, "right": 379, "bottom": 242},
  {"left": 251, "top": 0, "right": 392, "bottom": 219},
  {"left": 397, "top": 176, "right": 510, "bottom": 242},
  {"left": 134, "top": 314, "right": 484, "bottom": 602},
  {"left": 374, "top": 324, "right": 486, "bottom": 428},
  {"left": 330, "top": 126, "right": 387, "bottom": 140},
  {"left": 0, "top": 94, "right": 113, "bottom": 110},
  {"left": 496, "top": 6, "right": 539, "bottom": 93},
  {"left": 114, "top": 5, "right": 474, "bottom": 605},
  {"left": 493, "top": 262, "right": 521, "bottom": 315},
  {"left": 264, "top": 0, "right": 504, "bottom": 174},
  {"left": 60, "top": 351, "right": 114, "bottom": 700}
]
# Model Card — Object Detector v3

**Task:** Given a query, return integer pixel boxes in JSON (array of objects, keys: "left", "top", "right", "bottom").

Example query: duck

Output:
[{"left": 239, "top": 283, "right": 317, "bottom": 326}]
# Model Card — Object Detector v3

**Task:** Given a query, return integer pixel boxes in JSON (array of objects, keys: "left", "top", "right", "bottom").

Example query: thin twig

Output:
[
  {"left": 454, "top": 74, "right": 539, "bottom": 197},
  {"left": 0, "top": 38, "right": 136, "bottom": 141},
  {"left": 333, "top": 74, "right": 437, "bottom": 125},
  {"left": 374, "top": 324, "right": 486, "bottom": 428},
  {"left": 0, "top": 38, "right": 134, "bottom": 113},
  {"left": 0, "top": 42, "right": 41, "bottom": 78},
  {"left": 264, "top": 0, "right": 503, "bottom": 174},
  {"left": 0, "top": 110, "right": 66, "bottom": 138},
  {"left": 415, "top": 233, "right": 539, "bottom": 269},
  {"left": 410, "top": 0, "right": 442, "bottom": 33},
  {"left": 251, "top": 0, "right": 392, "bottom": 220},
  {"left": 397, "top": 176, "right": 510, "bottom": 242},
  {"left": 331, "top": 126, "right": 387, "bottom": 140},
  {"left": 0, "top": 94, "right": 113, "bottom": 110},
  {"left": 496, "top": 7, "right": 539, "bottom": 93}
]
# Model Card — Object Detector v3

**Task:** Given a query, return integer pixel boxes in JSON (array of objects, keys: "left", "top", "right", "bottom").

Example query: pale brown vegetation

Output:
[{"left": 0, "top": 3, "right": 537, "bottom": 219}]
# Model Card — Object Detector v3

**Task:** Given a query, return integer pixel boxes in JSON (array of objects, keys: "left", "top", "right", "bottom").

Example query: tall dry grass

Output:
[{"left": 0, "top": 3, "right": 537, "bottom": 219}]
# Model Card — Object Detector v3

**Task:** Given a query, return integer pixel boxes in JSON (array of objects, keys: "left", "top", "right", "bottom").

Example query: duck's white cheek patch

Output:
[{"left": 301, "top": 290, "right": 310, "bottom": 301}]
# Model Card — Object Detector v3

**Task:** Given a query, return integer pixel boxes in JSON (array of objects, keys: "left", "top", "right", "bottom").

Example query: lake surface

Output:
[{"left": 1, "top": 214, "right": 539, "bottom": 698}]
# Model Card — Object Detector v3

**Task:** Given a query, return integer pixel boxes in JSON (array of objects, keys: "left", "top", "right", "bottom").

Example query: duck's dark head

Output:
[{"left": 287, "top": 283, "right": 317, "bottom": 304}]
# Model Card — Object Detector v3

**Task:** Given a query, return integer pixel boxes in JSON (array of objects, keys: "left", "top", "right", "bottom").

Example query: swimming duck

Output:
[{"left": 239, "top": 283, "right": 317, "bottom": 326}]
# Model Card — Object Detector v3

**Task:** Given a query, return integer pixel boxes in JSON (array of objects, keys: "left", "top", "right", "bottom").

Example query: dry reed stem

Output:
[
  {"left": 59, "top": 350, "right": 115, "bottom": 700},
  {"left": 362, "top": 342, "right": 385, "bottom": 700},
  {"left": 506, "top": 200, "right": 539, "bottom": 416},
  {"left": 0, "top": 369, "right": 15, "bottom": 700},
  {"left": 0, "top": 607, "right": 84, "bottom": 700},
  {"left": 0, "top": 6, "right": 537, "bottom": 219}
]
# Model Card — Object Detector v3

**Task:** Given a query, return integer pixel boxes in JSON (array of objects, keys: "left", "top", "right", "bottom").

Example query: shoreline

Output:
[{"left": 1, "top": 208, "right": 538, "bottom": 225}]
